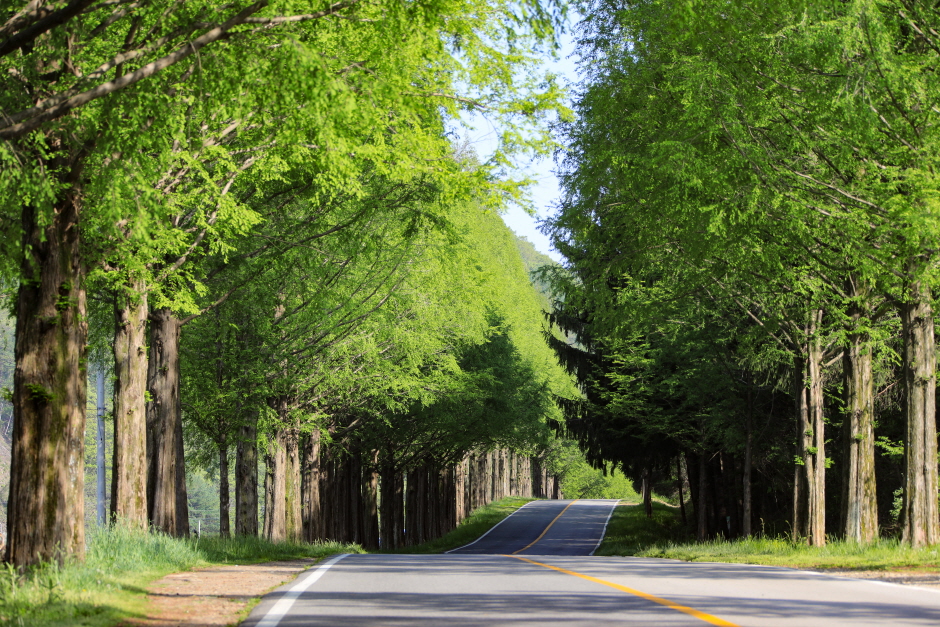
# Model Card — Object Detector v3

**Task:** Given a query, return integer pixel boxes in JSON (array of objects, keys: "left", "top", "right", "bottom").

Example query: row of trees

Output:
[
  {"left": 0, "top": 0, "right": 572, "bottom": 567},
  {"left": 546, "top": 0, "right": 940, "bottom": 546},
  {"left": 180, "top": 196, "right": 571, "bottom": 548}
]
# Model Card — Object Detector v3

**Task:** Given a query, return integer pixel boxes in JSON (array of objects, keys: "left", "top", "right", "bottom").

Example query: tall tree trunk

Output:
[
  {"left": 362, "top": 450, "right": 380, "bottom": 550},
  {"left": 6, "top": 188, "right": 88, "bottom": 567},
  {"left": 806, "top": 320, "right": 826, "bottom": 547},
  {"left": 263, "top": 429, "right": 287, "bottom": 542},
  {"left": 235, "top": 413, "right": 258, "bottom": 536},
  {"left": 175, "top": 410, "right": 190, "bottom": 535},
  {"left": 842, "top": 287, "right": 877, "bottom": 543},
  {"left": 285, "top": 425, "right": 302, "bottom": 542},
  {"left": 743, "top": 381, "right": 753, "bottom": 538},
  {"left": 301, "top": 430, "right": 322, "bottom": 542},
  {"left": 111, "top": 282, "right": 149, "bottom": 528},
  {"left": 677, "top": 456, "right": 687, "bottom": 527},
  {"left": 348, "top": 450, "right": 363, "bottom": 544},
  {"left": 793, "top": 316, "right": 826, "bottom": 548},
  {"left": 219, "top": 441, "right": 230, "bottom": 538},
  {"left": 320, "top": 445, "right": 334, "bottom": 540},
  {"left": 96, "top": 367, "right": 107, "bottom": 526},
  {"left": 380, "top": 456, "right": 404, "bottom": 549},
  {"left": 147, "top": 308, "right": 188, "bottom": 535},
  {"left": 900, "top": 281, "right": 939, "bottom": 546},
  {"left": 380, "top": 459, "right": 394, "bottom": 549},
  {"left": 697, "top": 451, "right": 707, "bottom": 541},
  {"left": 642, "top": 466, "right": 653, "bottom": 519}
]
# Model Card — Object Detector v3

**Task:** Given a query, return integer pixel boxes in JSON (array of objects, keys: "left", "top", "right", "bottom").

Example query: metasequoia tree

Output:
[{"left": 0, "top": 0, "right": 564, "bottom": 566}]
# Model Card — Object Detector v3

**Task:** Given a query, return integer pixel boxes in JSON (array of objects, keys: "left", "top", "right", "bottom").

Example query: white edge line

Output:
[
  {"left": 589, "top": 499, "right": 618, "bottom": 556},
  {"left": 445, "top": 500, "right": 537, "bottom": 553},
  {"left": 254, "top": 553, "right": 350, "bottom": 627}
]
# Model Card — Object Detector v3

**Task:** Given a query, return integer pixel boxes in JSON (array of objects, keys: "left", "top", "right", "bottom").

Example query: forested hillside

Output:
[{"left": 545, "top": 0, "right": 940, "bottom": 547}]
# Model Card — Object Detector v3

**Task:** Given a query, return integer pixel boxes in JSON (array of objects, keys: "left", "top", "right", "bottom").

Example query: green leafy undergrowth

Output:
[
  {"left": 388, "top": 495, "right": 537, "bottom": 554},
  {"left": 639, "top": 537, "right": 940, "bottom": 571},
  {"left": 593, "top": 501, "right": 691, "bottom": 556},
  {"left": 0, "top": 525, "right": 362, "bottom": 627}
]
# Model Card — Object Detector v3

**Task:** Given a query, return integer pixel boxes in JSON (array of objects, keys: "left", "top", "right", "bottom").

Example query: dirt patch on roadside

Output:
[
  {"left": 122, "top": 558, "right": 317, "bottom": 627},
  {"left": 825, "top": 568, "right": 940, "bottom": 590}
]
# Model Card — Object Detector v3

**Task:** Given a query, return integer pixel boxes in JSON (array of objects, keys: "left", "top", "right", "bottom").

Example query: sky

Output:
[{"left": 461, "top": 27, "right": 580, "bottom": 265}]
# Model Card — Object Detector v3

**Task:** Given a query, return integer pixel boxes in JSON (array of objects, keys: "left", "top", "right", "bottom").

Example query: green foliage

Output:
[
  {"left": 549, "top": 440, "right": 641, "bottom": 500},
  {"left": 560, "top": 461, "right": 640, "bottom": 501}
]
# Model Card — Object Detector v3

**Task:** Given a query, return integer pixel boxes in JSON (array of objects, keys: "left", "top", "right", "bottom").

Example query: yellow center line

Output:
[
  {"left": 506, "top": 555, "right": 739, "bottom": 627},
  {"left": 511, "top": 500, "right": 578, "bottom": 555}
]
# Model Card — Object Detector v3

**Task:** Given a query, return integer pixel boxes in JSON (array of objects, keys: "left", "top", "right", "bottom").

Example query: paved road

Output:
[
  {"left": 447, "top": 499, "right": 616, "bottom": 556},
  {"left": 242, "top": 499, "right": 940, "bottom": 627}
]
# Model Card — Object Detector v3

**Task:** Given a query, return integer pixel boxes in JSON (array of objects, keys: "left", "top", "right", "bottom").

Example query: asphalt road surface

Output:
[{"left": 242, "top": 499, "right": 940, "bottom": 626}]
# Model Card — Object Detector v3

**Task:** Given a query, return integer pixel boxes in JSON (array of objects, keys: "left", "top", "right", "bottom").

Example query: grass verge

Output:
[
  {"left": 597, "top": 501, "right": 940, "bottom": 572},
  {"left": 0, "top": 525, "right": 363, "bottom": 627},
  {"left": 593, "top": 501, "right": 690, "bottom": 556},
  {"left": 639, "top": 537, "right": 940, "bottom": 571},
  {"left": 386, "top": 495, "right": 537, "bottom": 554}
]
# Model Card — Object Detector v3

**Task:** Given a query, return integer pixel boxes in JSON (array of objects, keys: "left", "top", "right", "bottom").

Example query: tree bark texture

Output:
[
  {"left": 697, "top": 451, "right": 707, "bottom": 541},
  {"left": 6, "top": 189, "right": 88, "bottom": 567},
  {"left": 174, "top": 409, "right": 190, "bottom": 535},
  {"left": 743, "top": 382, "right": 753, "bottom": 538},
  {"left": 842, "top": 324, "right": 877, "bottom": 543},
  {"left": 900, "top": 283, "right": 940, "bottom": 547},
  {"left": 235, "top": 415, "right": 258, "bottom": 536},
  {"left": 285, "top": 425, "right": 302, "bottom": 542},
  {"left": 301, "top": 430, "right": 322, "bottom": 542},
  {"left": 96, "top": 367, "right": 107, "bottom": 526},
  {"left": 110, "top": 282, "right": 148, "bottom": 528},
  {"left": 793, "top": 316, "right": 826, "bottom": 547},
  {"left": 219, "top": 442, "right": 230, "bottom": 538},
  {"left": 677, "top": 456, "right": 687, "bottom": 527},
  {"left": 147, "top": 308, "right": 188, "bottom": 535},
  {"left": 361, "top": 450, "right": 380, "bottom": 550},
  {"left": 263, "top": 429, "right": 287, "bottom": 542}
]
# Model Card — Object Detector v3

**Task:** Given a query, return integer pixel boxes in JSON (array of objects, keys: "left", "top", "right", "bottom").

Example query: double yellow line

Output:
[
  {"left": 511, "top": 500, "right": 578, "bottom": 555},
  {"left": 504, "top": 500, "right": 738, "bottom": 626},
  {"left": 508, "top": 555, "right": 738, "bottom": 626}
]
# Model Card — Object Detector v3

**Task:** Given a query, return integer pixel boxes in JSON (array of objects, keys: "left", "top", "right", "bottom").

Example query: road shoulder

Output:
[{"left": 121, "top": 559, "right": 317, "bottom": 627}]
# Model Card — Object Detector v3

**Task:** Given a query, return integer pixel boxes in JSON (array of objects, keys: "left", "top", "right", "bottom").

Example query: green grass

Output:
[
  {"left": 386, "top": 495, "right": 537, "bottom": 554},
  {"left": 639, "top": 537, "right": 940, "bottom": 571},
  {"left": 0, "top": 497, "right": 532, "bottom": 626},
  {"left": 593, "top": 501, "right": 691, "bottom": 556},
  {"left": 596, "top": 501, "right": 940, "bottom": 572},
  {"left": 0, "top": 525, "right": 363, "bottom": 627},
  {"left": 195, "top": 534, "right": 364, "bottom": 564}
]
